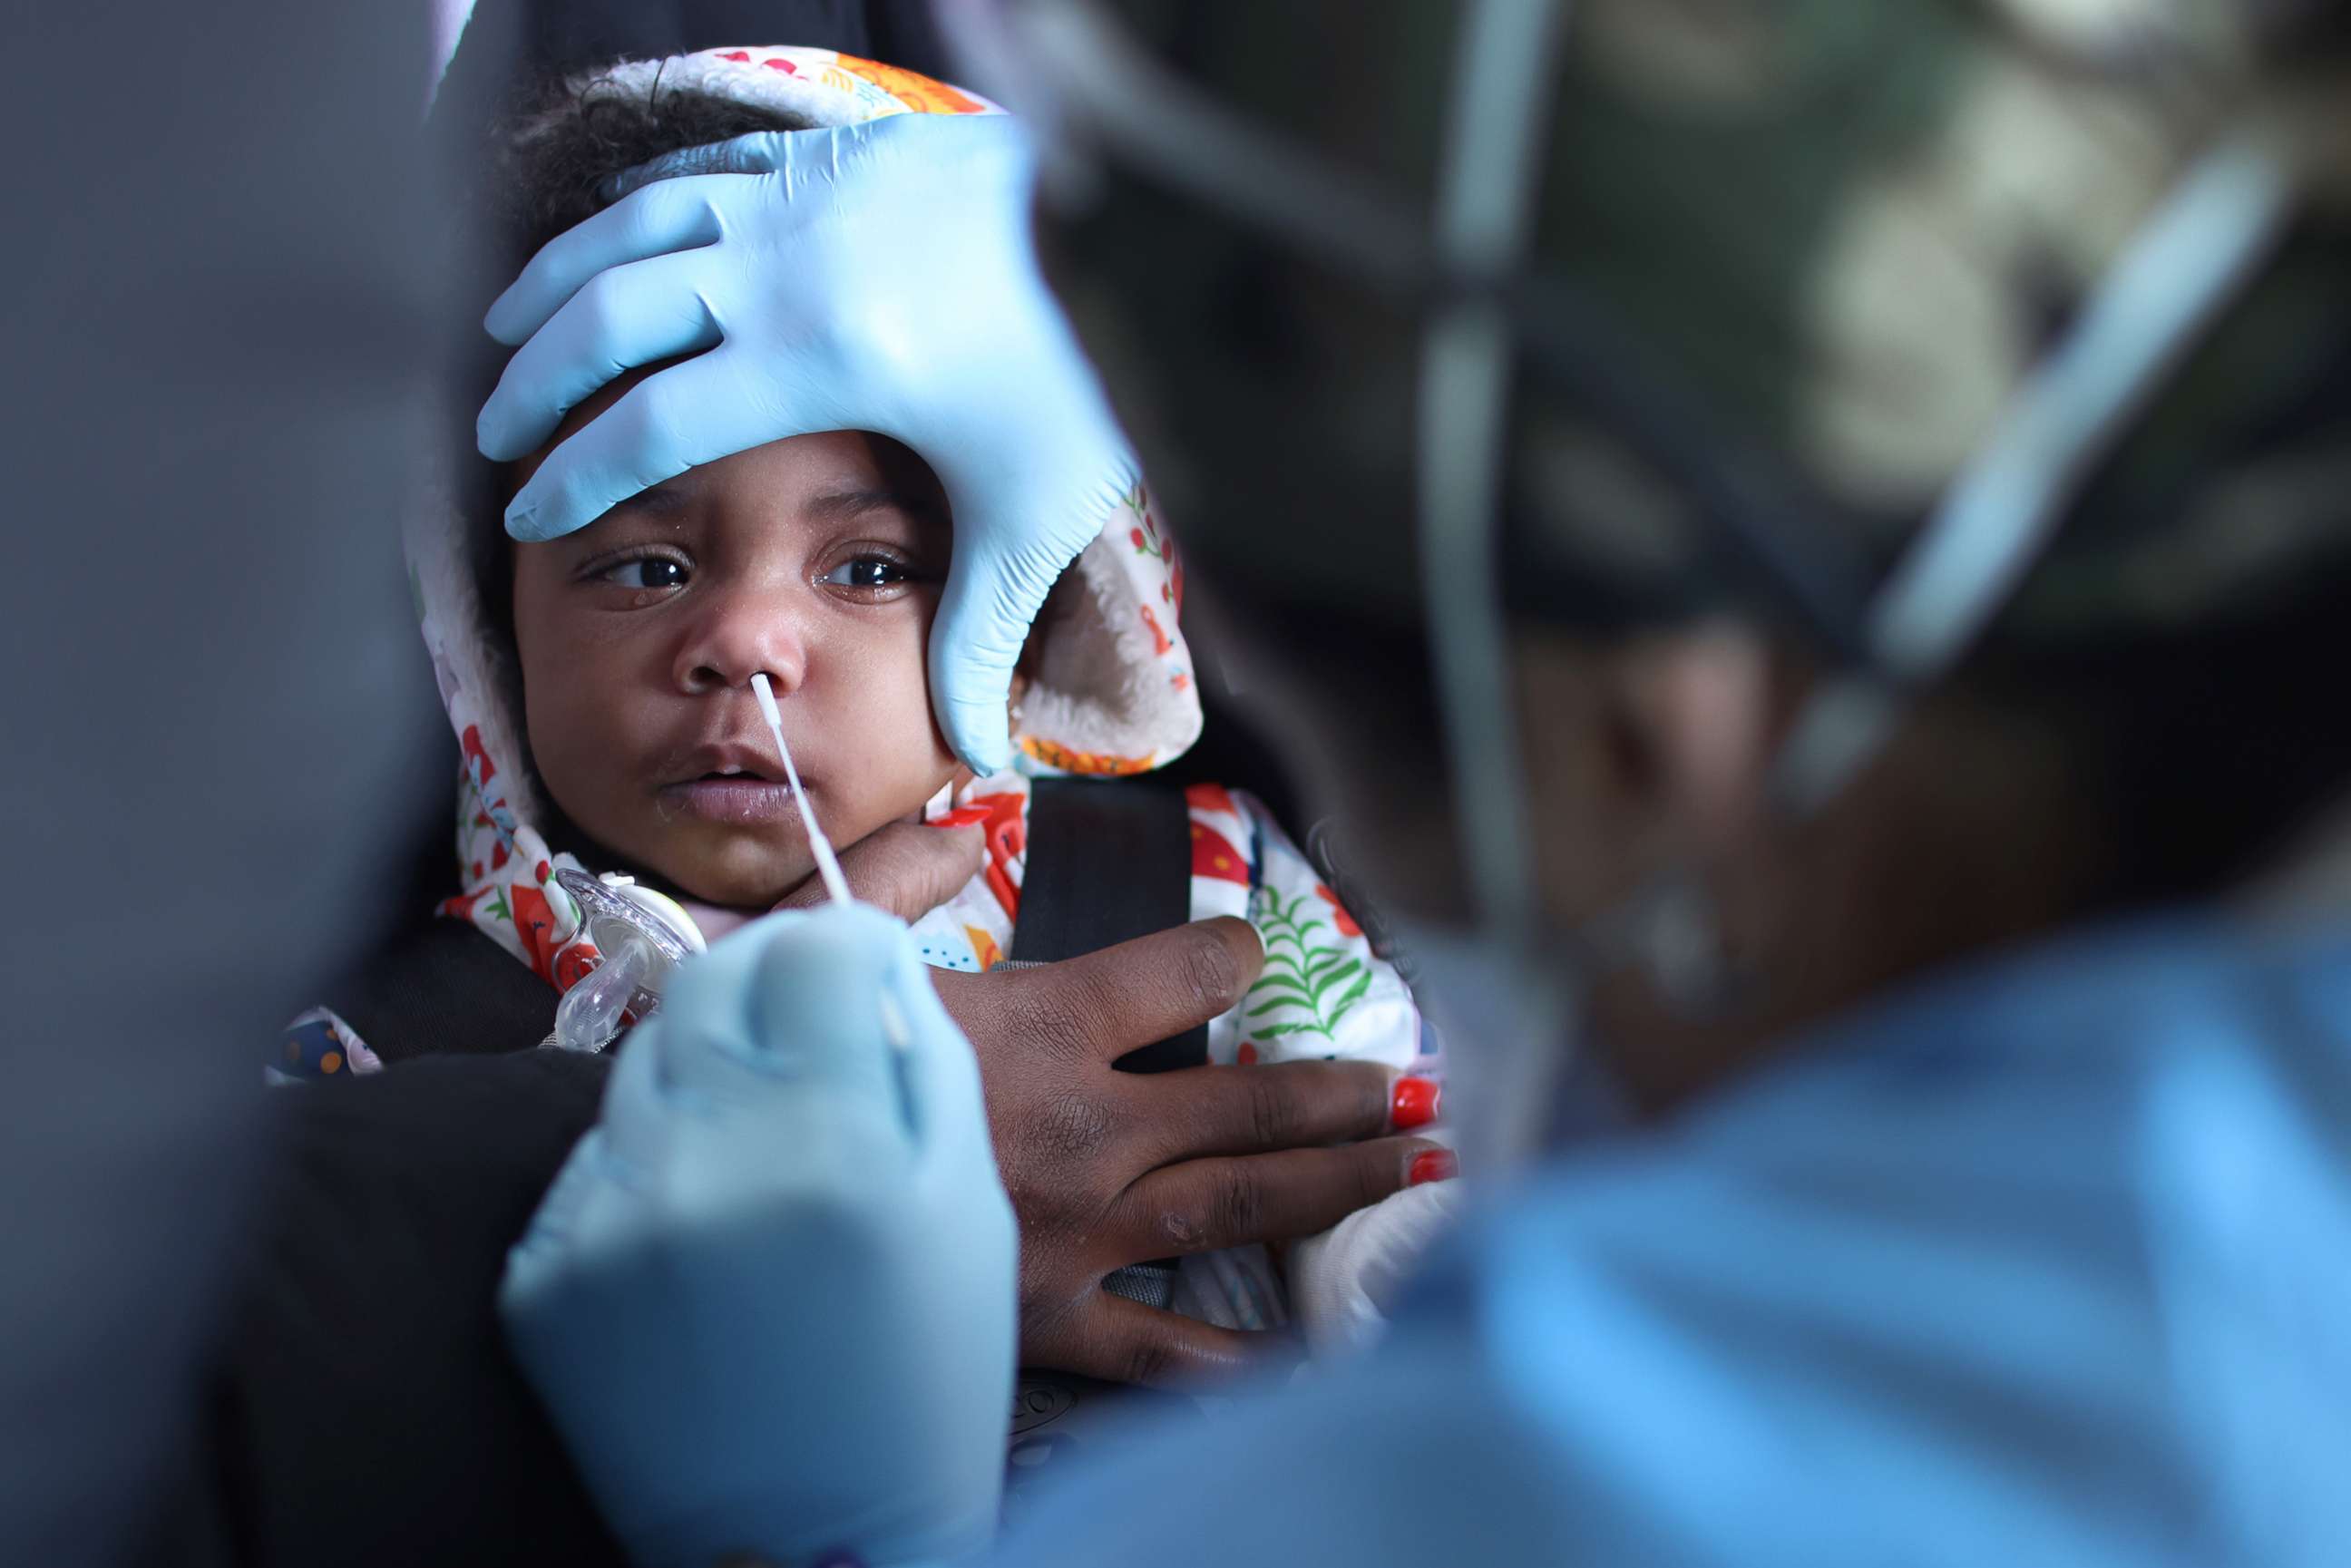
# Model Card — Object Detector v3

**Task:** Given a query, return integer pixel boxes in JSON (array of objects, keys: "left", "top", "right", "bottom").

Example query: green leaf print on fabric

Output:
[{"left": 1244, "top": 887, "right": 1372, "bottom": 1044}]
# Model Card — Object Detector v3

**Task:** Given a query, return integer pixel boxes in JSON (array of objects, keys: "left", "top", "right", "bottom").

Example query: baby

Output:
[{"left": 282, "top": 46, "right": 1444, "bottom": 1345}]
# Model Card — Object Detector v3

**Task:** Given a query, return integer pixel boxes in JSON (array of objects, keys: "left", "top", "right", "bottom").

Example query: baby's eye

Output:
[
  {"left": 599, "top": 557, "right": 690, "bottom": 591},
  {"left": 818, "top": 556, "right": 912, "bottom": 591}
]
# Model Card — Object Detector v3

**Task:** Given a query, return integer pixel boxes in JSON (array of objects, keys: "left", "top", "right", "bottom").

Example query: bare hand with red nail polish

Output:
[
  {"left": 683, "top": 822, "right": 988, "bottom": 944},
  {"left": 1391, "top": 1075, "right": 1444, "bottom": 1131},
  {"left": 932, "top": 918, "right": 1447, "bottom": 1388},
  {"left": 1408, "top": 1148, "right": 1459, "bottom": 1186},
  {"left": 770, "top": 820, "right": 986, "bottom": 921}
]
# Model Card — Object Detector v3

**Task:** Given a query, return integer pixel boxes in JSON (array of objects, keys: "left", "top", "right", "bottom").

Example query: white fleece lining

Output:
[
  {"left": 1020, "top": 531, "right": 1201, "bottom": 768},
  {"left": 408, "top": 434, "right": 547, "bottom": 833}
]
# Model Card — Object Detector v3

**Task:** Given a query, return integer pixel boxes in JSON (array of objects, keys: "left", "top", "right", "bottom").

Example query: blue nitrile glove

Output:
[
  {"left": 500, "top": 902, "right": 1016, "bottom": 1568},
  {"left": 476, "top": 112, "right": 1134, "bottom": 774}
]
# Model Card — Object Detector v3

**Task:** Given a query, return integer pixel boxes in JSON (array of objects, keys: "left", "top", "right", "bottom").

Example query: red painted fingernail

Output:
[
  {"left": 930, "top": 805, "right": 990, "bottom": 828},
  {"left": 1390, "top": 1076, "right": 1441, "bottom": 1130},
  {"left": 1408, "top": 1148, "right": 1458, "bottom": 1186}
]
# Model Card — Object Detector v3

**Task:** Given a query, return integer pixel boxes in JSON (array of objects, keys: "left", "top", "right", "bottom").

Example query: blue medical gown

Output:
[{"left": 988, "top": 918, "right": 2351, "bottom": 1566}]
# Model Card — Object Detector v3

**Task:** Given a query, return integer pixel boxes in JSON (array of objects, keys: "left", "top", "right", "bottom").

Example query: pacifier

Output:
[{"left": 550, "top": 868, "right": 707, "bottom": 1053}]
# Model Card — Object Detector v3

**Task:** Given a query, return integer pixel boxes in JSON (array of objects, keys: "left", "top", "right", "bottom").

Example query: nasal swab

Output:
[
  {"left": 750, "top": 672, "right": 852, "bottom": 906},
  {"left": 748, "top": 672, "right": 911, "bottom": 1050}
]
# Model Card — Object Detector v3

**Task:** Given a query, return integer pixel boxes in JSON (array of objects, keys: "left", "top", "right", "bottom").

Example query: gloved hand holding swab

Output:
[{"left": 749, "top": 672, "right": 912, "bottom": 1050}]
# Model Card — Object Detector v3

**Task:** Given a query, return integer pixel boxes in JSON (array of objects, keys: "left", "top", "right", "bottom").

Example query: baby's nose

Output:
[{"left": 675, "top": 586, "right": 809, "bottom": 696}]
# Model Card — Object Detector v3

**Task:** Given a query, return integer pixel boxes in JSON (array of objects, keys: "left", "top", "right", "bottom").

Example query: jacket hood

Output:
[{"left": 407, "top": 44, "right": 1202, "bottom": 986}]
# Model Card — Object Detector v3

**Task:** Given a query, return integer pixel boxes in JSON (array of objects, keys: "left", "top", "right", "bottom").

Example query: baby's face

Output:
[{"left": 510, "top": 376, "right": 960, "bottom": 908}]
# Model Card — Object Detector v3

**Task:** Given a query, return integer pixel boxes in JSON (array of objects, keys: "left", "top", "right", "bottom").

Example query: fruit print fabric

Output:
[
  {"left": 1201, "top": 791, "right": 1419, "bottom": 1073},
  {"left": 905, "top": 775, "right": 1420, "bottom": 1077},
  {"left": 680, "top": 46, "right": 1000, "bottom": 122}
]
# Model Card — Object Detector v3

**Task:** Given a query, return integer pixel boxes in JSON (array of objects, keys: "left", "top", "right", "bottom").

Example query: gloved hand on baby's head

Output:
[
  {"left": 475, "top": 45, "right": 1133, "bottom": 776},
  {"left": 450, "top": 49, "right": 1203, "bottom": 930}
]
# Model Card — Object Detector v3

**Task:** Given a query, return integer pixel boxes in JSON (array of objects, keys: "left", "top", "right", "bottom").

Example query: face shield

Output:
[{"left": 945, "top": 0, "right": 2339, "bottom": 1162}]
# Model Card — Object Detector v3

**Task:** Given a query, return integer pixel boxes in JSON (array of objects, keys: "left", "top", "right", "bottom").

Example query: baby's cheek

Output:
[
  {"left": 522, "top": 650, "right": 659, "bottom": 832},
  {"left": 838, "top": 638, "right": 962, "bottom": 832},
  {"left": 880, "top": 716, "right": 964, "bottom": 823},
  {"left": 524, "top": 687, "right": 617, "bottom": 822}
]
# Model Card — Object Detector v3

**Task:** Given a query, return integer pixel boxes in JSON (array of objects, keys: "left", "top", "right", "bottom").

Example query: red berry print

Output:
[
  {"left": 1185, "top": 782, "right": 1238, "bottom": 819},
  {"left": 1190, "top": 822, "right": 1248, "bottom": 884},
  {"left": 460, "top": 724, "right": 499, "bottom": 786},
  {"left": 511, "top": 886, "right": 562, "bottom": 984}
]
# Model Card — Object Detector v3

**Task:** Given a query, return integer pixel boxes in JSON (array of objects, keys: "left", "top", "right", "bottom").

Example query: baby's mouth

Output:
[
  {"left": 658, "top": 752, "right": 807, "bottom": 824},
  {"left": 693, "top": 762, "right": 778, "bottom": 784},
  {"left": 659, "top": 772, "right": 804, "bottom": 824}
]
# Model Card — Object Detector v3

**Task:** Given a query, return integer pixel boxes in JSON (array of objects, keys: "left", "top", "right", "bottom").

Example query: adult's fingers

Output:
[
  {"left": 932, "top": 917, "right": 1264, "bottom": 1067},
  {"left": 1052, "top": 1291, "right": 1265, "bottom": 1389},
  {"left": 1131, "top": 1057, "right": 1396, "bottom": 1167},
  {"left": 773, "top": 821, "right": 985, "bottom": 924},
  {"left": 648, "top": 906, "right": 906, "bottom": 1117},
  {"left": 602, "top": 129, "right": 798, "bottom": 200},
  {"left": 741, "top": 906, "right": 911, "bottom": 1104},
  {"left": 1107, "top": 1137, "right": 1441, "bottom": 1262},
  {"left": 475, "top": 248, "right": 721, "bottom": 463},
  {"left": 502, "top": 353, "right": 778, "bottom": 542},
  {"left": 483, "top": 174, "right": 729, "bottom": 346},
  {"left": 878, "top": 919, "right": 997, "bottom": 1167},
  {"left": 927, "top": 538, "right": 1069, "bottom": 776}
]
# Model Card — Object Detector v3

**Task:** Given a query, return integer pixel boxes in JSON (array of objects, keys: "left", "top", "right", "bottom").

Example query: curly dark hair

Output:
[{"left": 496, "top": 72, "right": 815, "bottom": 258}]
